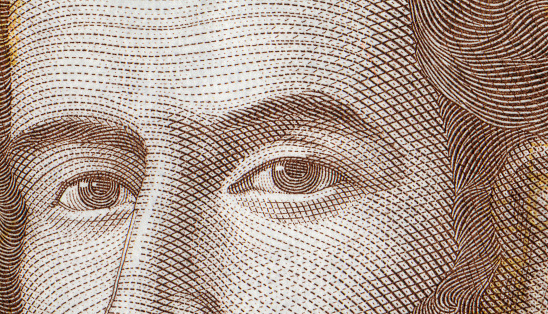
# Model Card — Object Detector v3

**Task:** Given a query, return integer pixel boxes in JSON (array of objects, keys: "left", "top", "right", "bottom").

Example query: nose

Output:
[{"left": 105, "top": 145, "right": 224, "bottom": 314}]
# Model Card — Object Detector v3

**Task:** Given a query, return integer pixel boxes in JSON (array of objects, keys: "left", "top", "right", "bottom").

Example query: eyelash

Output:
[
  {"left": 53, "top": 172, "right": 137, "bottom": 210},
  {"left": 227, "top": 157, "right": 345, "bottom": 195}
]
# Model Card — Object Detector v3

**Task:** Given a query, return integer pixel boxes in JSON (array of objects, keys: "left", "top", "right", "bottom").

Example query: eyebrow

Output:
[
  {"left": 10, "top": 93, "right": 383, "bottom": 156},
  {"left": 210, "top": 91, "right": 384, "bottom": 139},
  {"left": 10, "top": 117, "right": 147, "bottom": 159}
]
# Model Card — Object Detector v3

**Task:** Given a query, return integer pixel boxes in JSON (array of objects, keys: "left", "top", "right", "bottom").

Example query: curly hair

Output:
[{"left": 410, "top": 0, "right": 548, "bottom": 313}]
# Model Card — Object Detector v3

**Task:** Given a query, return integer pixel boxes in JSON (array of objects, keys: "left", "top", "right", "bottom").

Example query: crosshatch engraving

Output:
[{"left": 0, "top": 0, "right": 544, "bottom": 313}]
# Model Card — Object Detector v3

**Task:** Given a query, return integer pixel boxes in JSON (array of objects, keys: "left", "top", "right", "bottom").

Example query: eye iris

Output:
[
  {"left": 78, "top": 178, "right": 120, "bottom": 210},
  {"left": 273, "top": 159, "right": 335, "bottom": 194},
  {"left": 226, "top": 158, "right": 344, "bottom": 195},
  {"left": 283, "top": 160, "right": 309, "bottom": 179}
]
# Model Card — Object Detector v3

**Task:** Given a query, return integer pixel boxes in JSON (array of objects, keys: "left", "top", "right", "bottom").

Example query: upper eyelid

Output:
[
  {"left": 227, "top": 157, "right": 346, "bottom": 193},
  {"left": 53, "top": 171, "right": 139, "bottom": 206},
  {"left": 244, "top": 157, "right": 344, "bottom": 176},
  {"left": 222, "top": 127, "right": 406, "bottom": 195},
  {"left": 223, "top": 139, "right": 372, "bottom": 191},
  {"left": 224, "top": 143, "right": 342, "bottom": 187},
  {"left": 7, "top": 135, "right": 147, "bottom": 196}
]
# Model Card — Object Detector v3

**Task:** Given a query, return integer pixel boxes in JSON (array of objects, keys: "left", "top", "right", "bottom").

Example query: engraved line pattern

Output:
[
  {"left": 3, "top": 0, "right": 459, "bottom": 313},
  {"left": 411, "top": 0, "right": 548, "bottom": 313}
]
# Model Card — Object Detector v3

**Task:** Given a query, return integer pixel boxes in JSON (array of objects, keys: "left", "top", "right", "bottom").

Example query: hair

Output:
[
  {"left": 410, "top": 0, "right": 548, "bottom": 313},
  {"left": 410, "top": 0, "right": 548, "bottom": 132},
  {"left": 3, "top": 0, "right": 535, "bottom": 312},
  {"left": 0, "top": 0, "right": 26, "bottom": 313}
]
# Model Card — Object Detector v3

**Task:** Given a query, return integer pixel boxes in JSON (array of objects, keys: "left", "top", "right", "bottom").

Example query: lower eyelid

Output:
[
  {"left": 53, "top": 201, "right": 136, "bottom": 220},
  {"left": 226, "top": 183, "right": 362, "bottom": 223},
  {"left": 39, "top": 202, "right": 135, "bottom": 241},
  {"left": 240, "top": 186, "right": 339, "bottom": 201}
]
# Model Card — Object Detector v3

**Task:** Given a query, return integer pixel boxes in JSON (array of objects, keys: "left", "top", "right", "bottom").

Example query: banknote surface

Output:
[{"left": 0, "top": 0, "right": 543, "bottom": 313}]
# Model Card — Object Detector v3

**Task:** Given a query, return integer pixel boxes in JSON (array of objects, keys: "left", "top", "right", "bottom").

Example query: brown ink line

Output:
[{"left": 104, "top": 208, "right": 138, "bottom": 314}]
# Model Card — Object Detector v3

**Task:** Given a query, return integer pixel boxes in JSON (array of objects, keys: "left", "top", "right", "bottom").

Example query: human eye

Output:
[
  {"left": 227, "top": 157, "right": 344, "bottom": 195},
  {"left": 222, "top": 146, "right": 365, "bottom": 223},
  {"left": 56, "top": 173, "right": 137, "bottom": 212}
]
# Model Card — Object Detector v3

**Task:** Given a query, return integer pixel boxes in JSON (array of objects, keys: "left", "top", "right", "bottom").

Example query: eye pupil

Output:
[
  {"left": 281, "top": 160, "right": 309, "bottom": 179},
  {"left": 78, "top": 177, "right": 120, "bottom": 209}
]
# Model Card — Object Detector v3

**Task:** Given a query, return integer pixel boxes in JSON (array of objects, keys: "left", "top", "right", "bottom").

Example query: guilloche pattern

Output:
[
  {"left": 0, "top": 0, "right": 25, "bottom": 313},
  {"left": 411, "top": 0, "right": 548, "bottom": 313},
  {"left": 2, "top": 0, "right": 458, "bottom": 313}
]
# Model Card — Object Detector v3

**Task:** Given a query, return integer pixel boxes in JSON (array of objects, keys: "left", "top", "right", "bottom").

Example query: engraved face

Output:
[{"left": 8, "top": 0, "right": 456, "bottom": 313}]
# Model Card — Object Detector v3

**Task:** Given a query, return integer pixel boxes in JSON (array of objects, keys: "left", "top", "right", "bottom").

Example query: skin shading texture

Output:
[{"left": 1, "top": 0, "right": 458, "bottom": 313}]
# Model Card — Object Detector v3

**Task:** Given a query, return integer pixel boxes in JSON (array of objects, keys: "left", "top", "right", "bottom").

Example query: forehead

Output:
[{"left": 8, "top": 0, "right": 426, "bottom": 139}]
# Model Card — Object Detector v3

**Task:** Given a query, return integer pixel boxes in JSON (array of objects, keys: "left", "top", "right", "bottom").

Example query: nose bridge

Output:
[
  {"left": 105, "top": 176, "right": 174, "bottom": 313},
  {"left": 105, "top": 141, "right": 223, "bottom": 314}
]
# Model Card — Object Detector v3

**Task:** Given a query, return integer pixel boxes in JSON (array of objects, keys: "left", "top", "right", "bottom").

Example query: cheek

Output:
[
  {"left": 19, "top": 210, "right": 132, "bottom": 314},
  {"left": 210, "top": 188, "right": 455, "bottom": 312}
]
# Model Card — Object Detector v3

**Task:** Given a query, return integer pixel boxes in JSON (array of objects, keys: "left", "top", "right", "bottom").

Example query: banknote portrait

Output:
[
  {"left": 0, "top": 0, "right": 465, "bottom": 313},
  {"left": 411, "top": 0, "right": 548, "bottom": 313}
]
